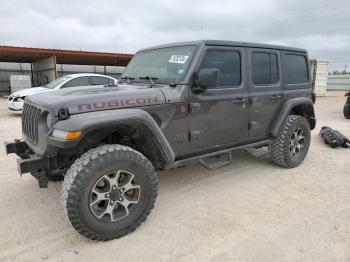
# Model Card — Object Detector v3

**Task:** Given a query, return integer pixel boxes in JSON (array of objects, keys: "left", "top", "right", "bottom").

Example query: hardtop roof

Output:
[{"left": 139, "top": 40, "right": 307, "bottom": 53}]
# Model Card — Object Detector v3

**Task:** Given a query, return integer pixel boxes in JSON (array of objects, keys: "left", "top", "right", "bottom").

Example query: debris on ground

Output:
[{"left": 319, "top": 126, "right": 350, "bottom": 148}]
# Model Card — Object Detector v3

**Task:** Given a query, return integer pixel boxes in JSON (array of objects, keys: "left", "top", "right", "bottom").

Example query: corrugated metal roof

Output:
[{"left": 0, "top": 46, "right": 133, "bottom": 66}]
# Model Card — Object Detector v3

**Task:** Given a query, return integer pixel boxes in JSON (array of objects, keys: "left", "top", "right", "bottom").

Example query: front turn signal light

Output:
[
  {"left": 66, "top": 131, "right": 82, "bottom": 140},
  {"left": 52, "top": 129, "right": 82, "bottom": 140}
]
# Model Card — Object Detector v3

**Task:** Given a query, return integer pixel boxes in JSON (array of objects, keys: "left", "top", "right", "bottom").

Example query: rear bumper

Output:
[{"left": 5, "top": 140, "right": 50, "bottom": 188}]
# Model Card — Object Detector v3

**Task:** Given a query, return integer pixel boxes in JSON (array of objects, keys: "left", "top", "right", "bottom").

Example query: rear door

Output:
[
  {"left": 247, "top": 49, "right": 283, "bottom": 138},
  {"left": 188, "top": 46, "right": 249, "bottom": 154}
]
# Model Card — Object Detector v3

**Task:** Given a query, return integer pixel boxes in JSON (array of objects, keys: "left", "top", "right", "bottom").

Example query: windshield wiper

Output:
[
  {"left": 138, "top": 76, "right": 159, "bottom": 87},
  {"left": 120, "top": 76, "right": 135, "bottom": 84}
]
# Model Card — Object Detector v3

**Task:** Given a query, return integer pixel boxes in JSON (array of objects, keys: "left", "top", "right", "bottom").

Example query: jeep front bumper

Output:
[{"left": 5, "top": 140, "right": 50, "bottom": 188}]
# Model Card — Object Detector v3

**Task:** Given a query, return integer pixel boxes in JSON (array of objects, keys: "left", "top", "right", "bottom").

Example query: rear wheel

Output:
[
  {"left": 343, "top": 102, "right": 350, "bottom": 119},
  {"left": 61, "top": 144, "right": 158, "bottom": 241},
  {"left": 271, "top": 115, "right": 311, "bottom": 168}
]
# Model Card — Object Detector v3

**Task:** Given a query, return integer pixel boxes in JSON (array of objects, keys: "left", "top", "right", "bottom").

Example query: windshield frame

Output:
[{"left": 120, "top": 45, "right": 199, "bottom": 85}]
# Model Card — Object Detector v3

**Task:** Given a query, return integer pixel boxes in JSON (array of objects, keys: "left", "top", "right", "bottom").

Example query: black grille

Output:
[{"left": 22, "top": 103, "right": 42, "bottom": 144}]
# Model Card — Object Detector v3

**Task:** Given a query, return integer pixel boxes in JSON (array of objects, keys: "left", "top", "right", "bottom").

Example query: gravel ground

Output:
[{"left": 0, "top": 91, "right": 349, "bottom": 262}]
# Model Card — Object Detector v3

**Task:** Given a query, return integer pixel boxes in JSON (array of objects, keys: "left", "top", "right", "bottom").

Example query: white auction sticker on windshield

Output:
[{"left": 168, "top": 55, "right": 189, "bottom": 64}]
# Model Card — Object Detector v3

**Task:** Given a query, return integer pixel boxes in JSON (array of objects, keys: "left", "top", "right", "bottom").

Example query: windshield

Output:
[
  {"left": 120, "top": 45, "right": 197, "bottom": 84},
  {"left": 45, "top": 75, "right": 73, "bottom": 89}
]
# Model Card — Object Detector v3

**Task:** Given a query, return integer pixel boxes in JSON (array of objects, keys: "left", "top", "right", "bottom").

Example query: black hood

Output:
[{"left": 26, "top": 84, "right": 166, "bottom": 116}]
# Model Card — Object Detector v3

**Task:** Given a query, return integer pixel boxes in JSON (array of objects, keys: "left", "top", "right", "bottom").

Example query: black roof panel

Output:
[{"left": 139, "top": 40, "right": 307, "bottom": 53}]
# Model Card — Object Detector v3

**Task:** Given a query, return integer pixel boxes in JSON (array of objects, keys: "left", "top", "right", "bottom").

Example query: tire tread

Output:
[
  {"left": 271, "top": 115, "right": 310, "bottom": 168},
  {"left": 61, "top": 144, "right": 158, "bottom": 241}
]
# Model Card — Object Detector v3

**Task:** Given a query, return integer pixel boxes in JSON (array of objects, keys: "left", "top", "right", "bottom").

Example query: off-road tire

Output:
[
  {"left": 271, "top": 115, "right": 311, "bottom": 168},
  {"left": 61, "top": 144, "right": 158, "bottom": 241}
]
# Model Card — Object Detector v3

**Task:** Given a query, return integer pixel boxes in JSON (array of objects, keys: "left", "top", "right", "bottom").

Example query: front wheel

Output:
[
  {"left": 61, "top": 144, "right": 158, "bottom": 241},
  {"left": 271, "top": 115, "right": 311, "bottom": 168}
]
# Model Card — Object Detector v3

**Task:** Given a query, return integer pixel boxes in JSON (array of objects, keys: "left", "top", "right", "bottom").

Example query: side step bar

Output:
[
  {"left": 170, "top": 140, "right": 271, "bottom": 170},
  {"left": 199, "top": 152, "right": 232, "bottom": 170}
]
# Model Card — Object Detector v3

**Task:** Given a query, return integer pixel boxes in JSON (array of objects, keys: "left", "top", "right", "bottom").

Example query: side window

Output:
[
  {"left": 62, "top": 77, "right": 89, "bottom": 88},
  {"left": 284, "top": 54, "right": 308, "bottom": 84},
  {"left": 90, "top": 76, "right": 110, "bottom": 85},
  {"left": 252, "top": 52, "right": 278, "bottom": 85},
  {"left": 199, "top": 50, "right": 241, "bottom": 88}
]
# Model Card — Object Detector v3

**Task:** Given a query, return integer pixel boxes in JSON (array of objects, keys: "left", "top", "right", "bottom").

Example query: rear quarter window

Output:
[
  {"left": 252, "top": 52, "right": 279, "bottom": 85},
  {"left": 284, "top": 54, "right": 309, "bottom": 84}
]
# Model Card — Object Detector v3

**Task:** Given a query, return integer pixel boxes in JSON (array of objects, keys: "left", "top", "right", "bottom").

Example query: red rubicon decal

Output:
[{"left": 78, "top": 97, "right": 159, "bottom": 111}]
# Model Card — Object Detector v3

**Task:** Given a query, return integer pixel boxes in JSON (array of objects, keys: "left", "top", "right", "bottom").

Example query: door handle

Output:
[
  {"left": 270, "top": 95, "right": 281, "bottom": 100},
  {"left": 232, "top": 98, "right": 247, "bottom": 104}
]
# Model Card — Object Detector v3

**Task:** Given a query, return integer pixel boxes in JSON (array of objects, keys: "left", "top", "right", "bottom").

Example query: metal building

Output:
[
  {"left": 0, "top": 46, "right": 133, "bottom": 94},
  {"left": 314, "top": 60, "right": 329, "bottom": 96},
  {"left": 327, "top": 75, "right": 350, "bottom": 91}
]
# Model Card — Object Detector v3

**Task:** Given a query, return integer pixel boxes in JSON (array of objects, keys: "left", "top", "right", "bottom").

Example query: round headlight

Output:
[{"left": 47, "top": 113, "right": 53, "bottom": 128}]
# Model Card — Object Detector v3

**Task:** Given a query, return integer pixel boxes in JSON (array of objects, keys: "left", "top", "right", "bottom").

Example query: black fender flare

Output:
[
  {"left": 49, "top": 109, "right": 175, "bottom": 166},
  {"left": 270, "top": 97, "right": 316, "bottom": 137}
]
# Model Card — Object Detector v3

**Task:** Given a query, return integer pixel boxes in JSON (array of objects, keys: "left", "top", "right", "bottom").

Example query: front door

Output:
[
  {"left": 189, "top": 46, "right": 249, "bottom": 154},
  {"left": 247, "top": 48, "right": 283, "bottom": 138}
]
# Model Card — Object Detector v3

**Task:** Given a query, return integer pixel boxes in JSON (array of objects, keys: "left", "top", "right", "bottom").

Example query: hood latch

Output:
[{"left": 57, "top": 107, "right": 70, "bottom": 120}]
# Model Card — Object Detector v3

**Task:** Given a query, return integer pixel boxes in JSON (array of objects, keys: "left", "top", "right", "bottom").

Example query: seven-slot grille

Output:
[{"left": 22, "top": 103, "right": 43, "bottom": 144}]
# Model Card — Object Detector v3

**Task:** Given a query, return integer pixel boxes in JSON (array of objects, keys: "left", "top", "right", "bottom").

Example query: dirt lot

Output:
[{"left": 0, "top": 91, "right": 349, "bottom": 262}]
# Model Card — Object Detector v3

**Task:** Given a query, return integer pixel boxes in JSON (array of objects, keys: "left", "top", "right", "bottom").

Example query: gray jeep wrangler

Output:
[{"left": 5, "top": 40, "right": 316, "bottom": 240}]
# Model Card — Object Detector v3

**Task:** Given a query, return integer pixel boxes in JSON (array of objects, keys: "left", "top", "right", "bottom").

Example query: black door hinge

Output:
[
  {"left": 248, "top": 122, "right": 258, "bottom": 130},
  {"left": 190, "top": 103, "right": 200, "bottom": 113}
]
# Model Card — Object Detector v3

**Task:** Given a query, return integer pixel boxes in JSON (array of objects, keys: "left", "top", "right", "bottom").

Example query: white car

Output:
[{"left": 7, "top": 73, "right": 118, "bottom": 113}]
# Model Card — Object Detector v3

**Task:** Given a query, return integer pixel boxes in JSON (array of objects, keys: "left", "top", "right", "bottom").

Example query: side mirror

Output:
[{"left": 194, "top": 68, "right": 219, "bottom": 93}]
